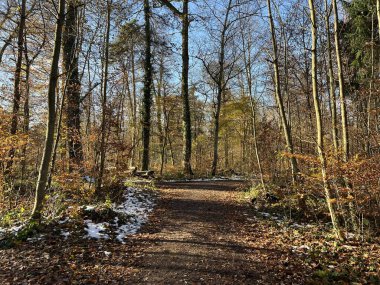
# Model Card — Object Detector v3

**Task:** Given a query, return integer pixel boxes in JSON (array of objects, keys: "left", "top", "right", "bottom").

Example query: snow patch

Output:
[
  {"left": 113, "top": 187, "right": 155, "bottom": 242},
  {"left": 0, "top": 224, "right": 24, "bottom": 239},
  {"left": 61, "top": 230, "right": 71, "bottom": 239},
  {"left": 84, "top": 205, "right": 96, "bottom": 211},
  {"left": 292, "top": 244, "right": 311, "bottom": 253},
  {"left": 83, "top": 187, "right": 155, "bottom": 242},
  {"left": 58, "top": 217, "right": 70, "bottom": 224},
  {"left": 84, "top": 220, "right": 110, "bottom": 240}
]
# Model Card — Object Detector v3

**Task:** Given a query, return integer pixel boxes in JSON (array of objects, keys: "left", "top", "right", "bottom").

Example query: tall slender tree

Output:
[
  {"left": 6, "top": 0, "right": 26, "bottom": 173},
  {"left": 377, "top": 0, "right": 380, "bottom": 41},
  {"left": 267, "top": 0, "right": 299, "bottom": 183},
  {"left": 308, "top": 0, "right": 343, "bottom": 240},
  {"left": 156, "top": 0, "right": 193, "bottom": 175},
  {"left": 96, "top": 0, "right": 112, "bottom": 193},
  {"left": 333, "top": 0, "right": 357, "bottom": 232},
  {"left": 210, "top": 0, "right": 232, "bottom": 177},
  {"left": 63, "top": 0, "right": 83, "bottom": 170},
  {"left": 332, "top": 0, "right": 349, "bottom": 161},
  {"left": 31, "top": 0, "right": 65, "bottom": 220},
  {"left": 141, "top": 0, "right": 153, "bottom": 171},
  {"left": 324, "top": 0, "right": 339, "bottom": 154}
]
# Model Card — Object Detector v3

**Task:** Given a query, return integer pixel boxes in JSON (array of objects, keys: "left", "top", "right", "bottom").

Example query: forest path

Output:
[
  {"left": 0, "top": 180, "right": 311, "bottom": 285},
  {"left": 128, "top": 180, "right": 301, "bottom": 284}
]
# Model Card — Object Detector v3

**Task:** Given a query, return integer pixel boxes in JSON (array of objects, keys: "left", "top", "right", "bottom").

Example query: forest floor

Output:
[{"left": 1, "top": 180, "right": 379, "bottom": 284}]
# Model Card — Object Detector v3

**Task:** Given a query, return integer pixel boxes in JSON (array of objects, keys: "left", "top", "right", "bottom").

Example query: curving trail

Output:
[
  {"left": 0, "top": 180, "right": 312, "bottom": 284},
  {"left": 128, "top": 180, "right": 305, "bottom": 284}
]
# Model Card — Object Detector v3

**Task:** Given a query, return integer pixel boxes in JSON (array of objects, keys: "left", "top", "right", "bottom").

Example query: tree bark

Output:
[
  {"left": 377, "top": 0, "right": 380, "bottom": 45},
  {"left": 181, "top": 0, "right": 193, "bottom": 175},
  {"left": 308, "top": 0, "right": 343, "bottom": 240},
  {"left": 210, "top": 0, "right": 233, "bottom": 177},
  {"left": 96, "top": 0, "right": 111, "bottom": 193},
  {"left": 332, "top": 0, "right": 357, "bottom": 232},
  {"left": 324, "top": 0, "right": 339, "bottom": 154},
  {"left": 156, "top": 55, "right": 165, "bottom": 173},
  {"left": 157, "top": 0, "right": 193, "bottom": 175},
  {"left": 6, "top": 0, "right": 26, "bottom": 172},
  {"left": 267, "top": 0, "right": 299, "bottom": 183},
  {"left": 211, "top": 87, "right": 223, "bottom": 176},
  {"left": 250, "top": 96, "right": 266, "bottom": 192},
  {"left": 31, "top": 0, "right": 65, "bottom": 220},
  {"left": 47, "top": 82, "right": 66, "bottom": 190},
  {"left": 21, "top": 61, "right": 30, "bottom": 181},
  {"left": 332, "top": 0, "right": 349, "bottom": 162},
  {"left": 130, "top": 42, "right": 138, "bottom": 167},
  {"left": 141, "top": 0, "right": 153, "bottom": 171},
  {"left": 63, "top": 0, "right": 83, "bottom": 170}
]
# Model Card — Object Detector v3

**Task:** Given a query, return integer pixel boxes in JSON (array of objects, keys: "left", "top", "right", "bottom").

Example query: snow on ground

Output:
[
  {"left": 114, "top": 187, "right": 155, "bottom": 241},
  {"left": 1, "top": 187, "right": 155, "bottom": 243},
  {"left": 84, "top": 220, "right": 110, "bottom": 239},
  {"left": 83, "top": 187, "right": 155, "bottom": 242},
  {"left": 60, "top": 230, "right": 70, "bottom": 239},
  {"left": 0, "top": 224, "right": 24, "bottom": 239}
]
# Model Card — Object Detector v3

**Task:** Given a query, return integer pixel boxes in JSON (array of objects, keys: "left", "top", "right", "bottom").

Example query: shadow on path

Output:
[{"left": 127, "top": 180, "right": 291, "bottom": 284}]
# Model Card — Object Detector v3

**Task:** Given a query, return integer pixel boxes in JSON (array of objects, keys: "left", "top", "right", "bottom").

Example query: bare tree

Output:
[
  {"left": 267, "top": 0, "right": 299, "bottom": 183},
  {"left": 332, "top": 0, "right": 349, "bottom": 161},
  {"left": 142, "top": 0, "right": 153, "bottom": 171},
  {"left": 308, "top": 0, "right": 343, "bottom": 240},
  {"left": 197, "top": 0, "right": 243, "bottom": 176},
  {"left": 63, "top": 0, "right": 83, "bottom": 170},
  {"left": 6, "top": 0, "right": 26, "bottom": 173},
  {"left": 96, "top": 0, "right": 112, "bottom": 193},
  {"left": 324, "top": 0, "right": 339, "bottom": 154},
  {"left": 31, "top": 0, "right": 65, "bottom": 220}
]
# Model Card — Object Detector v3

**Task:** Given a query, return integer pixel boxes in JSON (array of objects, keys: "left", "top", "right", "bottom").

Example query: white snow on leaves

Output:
[
  {"left": 84, "top": 220, "right": 110, "bottom": 239},
  {"left": 0, "top": 225, "right": 24, "bottom": 239},
  {"left": 83, "top": 187, "right": 155, "bottom": 242}
]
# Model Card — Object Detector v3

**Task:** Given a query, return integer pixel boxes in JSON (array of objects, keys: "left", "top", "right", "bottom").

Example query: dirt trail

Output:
[
  {"left": 128, "top": 181, "right": 304, "bottom": 284},
  {"left": 0, "top": 181, "right": 311, "bottom": 284}
]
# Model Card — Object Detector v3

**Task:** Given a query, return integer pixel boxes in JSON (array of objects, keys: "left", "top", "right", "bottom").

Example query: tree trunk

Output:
[
  {"left": 157, "top": 0, "right": 193, "bottom": 175},
  {"left": 332, "top": 0, "right": 349, "bottom": 162},
  {"left": 96, "top": 0, "right": 111, "bottom": 193},
  {"left": 47, "top": 82, "right": 66, "bottom": 189},
  {"left": 267, "top": 0, "right": 299, "bottom": 183},
  {"left": 156, "top": 55, "right": 165, "bottom": 173},
  {"left": 211, "top": 87, "right": 223, "bottom": 176},
  {"left": 211, "top": 0, "right": 233, "bottom": 177},
  {"left": 250, "top": 96, "right": 266, "bottom": 192},
  {"left": 130, "top": 43, "right": 138, "bottom": 167},
  {"left": 366, "top": 12, "right": 375, "bottom": 157},
  {"left": 332, "top": 0, "right": 357, "bottom": 232},
  {"left": 7, "top": 0, "right": 26, "bottom": 172},
  {"left": 31, "top": 0, "right": 65, "bottom": 220},
  {"left": 308, "top": 0, "right": 343, "bottom": 240},
  {"left": 141, "top": 0, "right": 153, "bottom": 171},
  {"left": 324, "top": 0, "right": 339, "bottom": 154},
  {"left": 377, "top": 0, "right": 380, "bottom": 46},
  {"left": 181, "top": 0, "right": 193, "bottom": 175},
  {"left": 160, "top": 89, "right": 170, "bottom": 176},
  {"left": 63, "top": 0, "right": 83, "bottom": 170},
  {"left": 21, "top": 61, "right": 30, "bottom": 181},
  {"left": 224, "top": 133, "right": 229, "bottom": 170}
]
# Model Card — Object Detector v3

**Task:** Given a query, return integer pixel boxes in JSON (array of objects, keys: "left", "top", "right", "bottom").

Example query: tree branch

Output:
[{"left": 157, "top": 0, "right": 183, "bottom": 19}]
